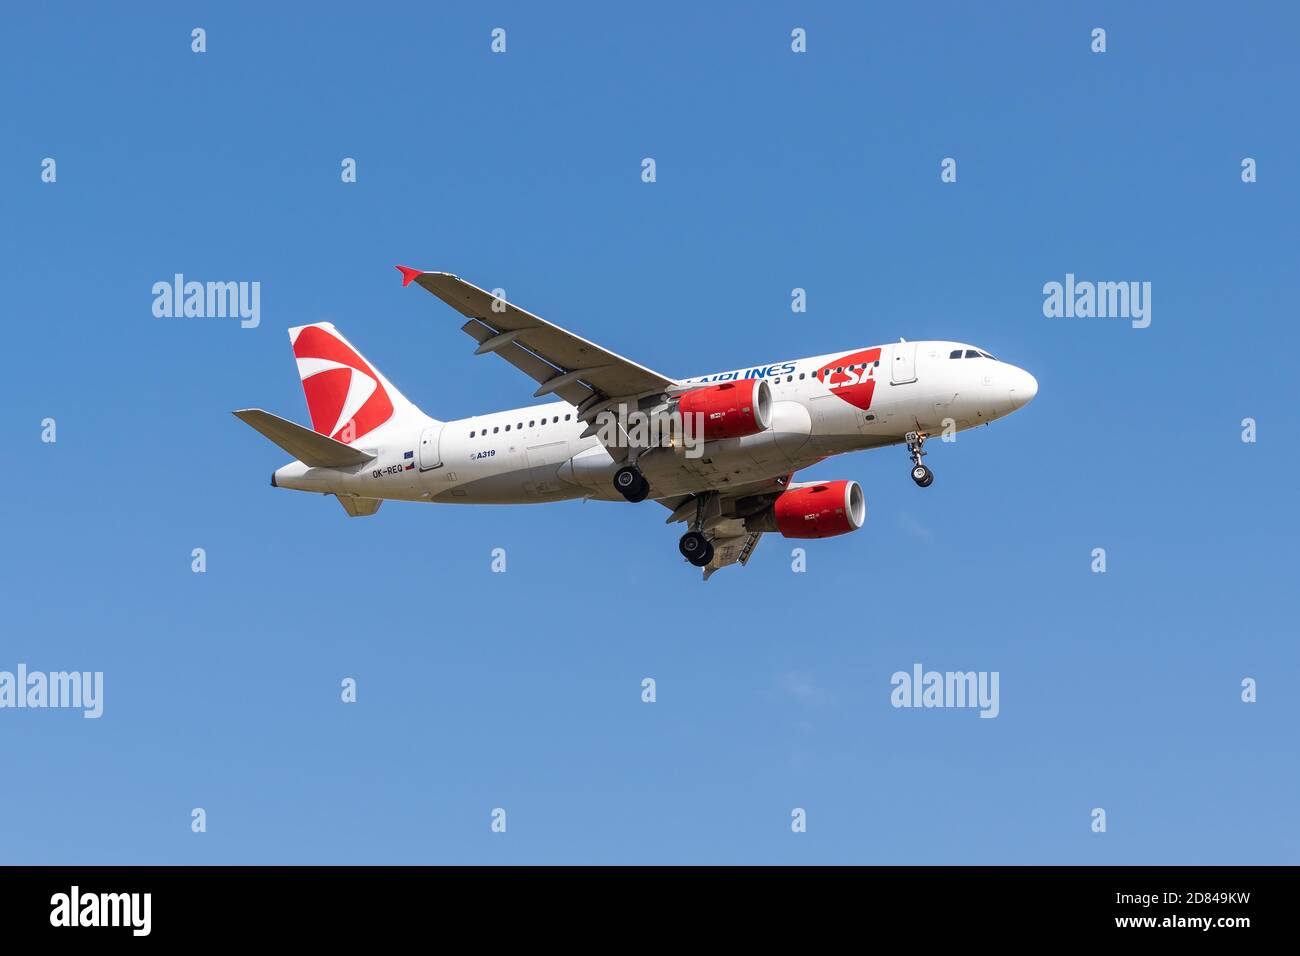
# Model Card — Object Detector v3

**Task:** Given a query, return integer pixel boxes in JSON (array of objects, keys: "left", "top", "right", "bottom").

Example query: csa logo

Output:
[
  {"left": 291, "top": 325, "right": 395, "bottom": 442},
  {"left": 817, "top": 348, "right": 882, "bottom": 410}
]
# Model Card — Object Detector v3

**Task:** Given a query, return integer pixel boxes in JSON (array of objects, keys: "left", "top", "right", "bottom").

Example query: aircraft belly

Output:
[
  {"left": 430, "top": 469, "right": 584, "bottom": 504},
  {"left": 638, "top": 440, "right": 806, "bottom": 497}
]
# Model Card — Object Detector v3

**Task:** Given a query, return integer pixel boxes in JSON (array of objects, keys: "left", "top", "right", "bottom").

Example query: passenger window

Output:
[
  {"left": 493, "top": 427, "right": 499, "bottom": 434},
  {"left": 470, "top": 430, "right": 476, "bottom": 438},
  {"left": 799, "top": 373, "right": 805, "bottom": 380},
  {"left": 564, "top": 414, "right": 571, "bottom": 420},
  {"left": 529, "top": 420, "right": 535, "bottom": 427},
  {"left": 505, "top": 424, "right": 511, "bottom": 431}
]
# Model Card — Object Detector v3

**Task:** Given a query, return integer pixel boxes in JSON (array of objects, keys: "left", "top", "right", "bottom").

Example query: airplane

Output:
[{"left": 234, "top": 267, "right": 1038, "bottom": 578}]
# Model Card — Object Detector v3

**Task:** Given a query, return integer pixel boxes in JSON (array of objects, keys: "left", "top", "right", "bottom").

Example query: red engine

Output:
[
  {"left": 677, "top": 380, "right": 772, "bottom": 441},
  {"left": 746, "top": 480, "right": 866, "bottom": 539}
]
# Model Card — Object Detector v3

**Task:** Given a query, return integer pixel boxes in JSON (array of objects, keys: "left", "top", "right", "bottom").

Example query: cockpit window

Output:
[
  {"left": 964, "top": 349, "right": 981, "bottom": 358},
  {"left": 980, "top": 351, "right": 997, "bottom": 361},
  {"left": 949, "top": 349, "right": 962, "bottom": 359}
]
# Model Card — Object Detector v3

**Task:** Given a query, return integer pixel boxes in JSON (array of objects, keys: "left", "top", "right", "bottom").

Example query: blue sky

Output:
[{"left": 2, "top": 1, "right": 1296, "bottom": 864}]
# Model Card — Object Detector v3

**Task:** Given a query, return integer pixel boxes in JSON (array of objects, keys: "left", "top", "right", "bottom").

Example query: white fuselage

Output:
[{"left": 272, "top": 340, "right": 1037, "bottom": 505}]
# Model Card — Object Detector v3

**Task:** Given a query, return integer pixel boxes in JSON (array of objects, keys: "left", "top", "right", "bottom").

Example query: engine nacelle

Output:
[
  {"left": 676, "top": 380, "right": 772, "bottom": 442},
  {"left": 745, "top": 479, "right": 866, "bottom": 539}
]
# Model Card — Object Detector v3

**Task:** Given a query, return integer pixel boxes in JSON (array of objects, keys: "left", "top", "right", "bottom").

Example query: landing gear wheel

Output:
[
  {"left": 613, "top": 465, "right": 649, "bottom": 503},
  {"left": 679, "top": 531, "right": 714, "bottom": 567},
  {"left": 905, "top": 431, "right": 933, "bottom": 487}
]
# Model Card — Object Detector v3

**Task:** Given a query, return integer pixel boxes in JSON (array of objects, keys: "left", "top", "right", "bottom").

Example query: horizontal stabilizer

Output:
[
  {"left": 233, "top": 409, "right": 376, "bottom": 468},
  {"left": 336, "top": 495, "right": 382, "bottom": 517}
]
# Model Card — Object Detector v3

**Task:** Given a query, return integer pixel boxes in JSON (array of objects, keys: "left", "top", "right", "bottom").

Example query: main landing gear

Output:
[
  {"left": 906, "top": 431, "right": 934, "bottom": 487},
  {"left": 678, "top": 530, "right": 714, "bottom": 567},
  {"left": 613, "top": 464, "right": 650, "bottom": 503},
  {"left": 677, "top": 493, "right": 718, "bottom": 567},
  {"left": 614, "top": 461, "right": 715, "bottom": 567}
]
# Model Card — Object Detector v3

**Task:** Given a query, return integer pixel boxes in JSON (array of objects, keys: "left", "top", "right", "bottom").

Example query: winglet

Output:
[{"left": 396, "top": 265, "right": 423, "bottom": 287}]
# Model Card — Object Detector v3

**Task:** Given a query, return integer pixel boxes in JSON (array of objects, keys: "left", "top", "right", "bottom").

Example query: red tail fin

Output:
[{"left": 287, "top": 323, "right": 416, "bottom": 443}]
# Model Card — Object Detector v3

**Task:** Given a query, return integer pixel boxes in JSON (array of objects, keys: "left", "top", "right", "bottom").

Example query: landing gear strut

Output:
[
  {"left": 678, "top": 530, "right": 714, "bottom": 567},
  {"left": 906, "top": 431, "right": 934, "bottom": 487},
  {"left": 614, "top": 464, "right": 650, "bottom": 502}
]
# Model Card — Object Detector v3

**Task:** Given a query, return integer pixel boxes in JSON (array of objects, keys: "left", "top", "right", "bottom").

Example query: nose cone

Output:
[{"left": 1007, "top": 367, "right": 1038, "bottom": 410}]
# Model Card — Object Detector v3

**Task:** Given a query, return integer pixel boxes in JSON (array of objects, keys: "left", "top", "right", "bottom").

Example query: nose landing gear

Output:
[
  {"left": 678, "top": 530, "right": 715, "bottom": 567},
  {"left": 906, "top": 431, "right": 934, "bottom": 487}
]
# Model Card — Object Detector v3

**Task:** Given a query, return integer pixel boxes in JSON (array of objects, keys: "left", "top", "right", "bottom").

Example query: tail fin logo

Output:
[{"left": 290, "top": 325, "right": 395, "bottom": 443}]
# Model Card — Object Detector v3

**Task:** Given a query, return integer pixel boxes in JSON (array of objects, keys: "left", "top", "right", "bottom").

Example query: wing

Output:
[
  {"left": 400, "top": 269, "right": 676, "bottom": 458},
  {"left": 702, "top": 532, "right": 764, "bottom": 581},
  {"left": 659, "top": 473, "right": 795, "bottom": 526}
]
